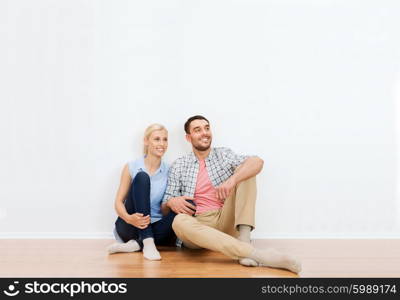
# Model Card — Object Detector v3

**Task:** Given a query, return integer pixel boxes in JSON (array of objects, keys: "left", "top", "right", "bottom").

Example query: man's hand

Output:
[
  {"left": 167, "top": 196, "right": 196, "bottom": 215},
  {"left": 125, "top": 213, "right": 150, "bottom": 229},
  {"left": 215, "top": 177, "right": 236, "bottom": 201}
]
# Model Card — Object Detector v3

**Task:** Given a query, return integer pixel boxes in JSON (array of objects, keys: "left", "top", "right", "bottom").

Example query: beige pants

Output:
[{"left": 172, "top": 177, "right": 257, "bottom": 259}]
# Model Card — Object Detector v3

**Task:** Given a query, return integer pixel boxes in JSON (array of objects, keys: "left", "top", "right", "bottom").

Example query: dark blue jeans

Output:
[{"left": 115, "top": 171, "right": 176, "bottom": 248}]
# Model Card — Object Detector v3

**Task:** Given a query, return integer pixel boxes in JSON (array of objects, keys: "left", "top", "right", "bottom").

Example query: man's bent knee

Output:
[
  {"left": 172, "top": 213, "right": 193, "bottom": 231},
  {"left": 237, "top": 176, "right": 256, "bottom": 188}
]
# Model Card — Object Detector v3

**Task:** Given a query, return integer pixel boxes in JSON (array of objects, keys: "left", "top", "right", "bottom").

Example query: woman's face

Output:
[{"left": 145, "top": 129, "right": 168, "bottom": 158}]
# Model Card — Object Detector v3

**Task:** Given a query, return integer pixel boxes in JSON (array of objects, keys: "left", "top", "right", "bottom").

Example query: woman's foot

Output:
[
  {"left": 107, "top": 239, "right": 140, "bottom": 254},
  {"left": 142, "top": 238, "right": 161, "bottom": 260},
  {"left": 248, "top": 248, "right": 302, "bottom": 273}
]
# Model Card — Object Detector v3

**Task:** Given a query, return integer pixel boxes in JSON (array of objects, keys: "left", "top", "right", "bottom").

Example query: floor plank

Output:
[{"left": 0, "top": 239, "right": 399, "bottom": 277}]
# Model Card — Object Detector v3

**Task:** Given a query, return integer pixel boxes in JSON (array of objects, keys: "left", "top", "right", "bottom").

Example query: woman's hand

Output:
[{"left": 125, "top": 213, "right": 150, "bottom": 229}]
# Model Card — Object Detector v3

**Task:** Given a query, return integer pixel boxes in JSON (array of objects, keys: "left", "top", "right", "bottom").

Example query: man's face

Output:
[{"left": 186, "top": 119, "right": 212, "bottom": 151}]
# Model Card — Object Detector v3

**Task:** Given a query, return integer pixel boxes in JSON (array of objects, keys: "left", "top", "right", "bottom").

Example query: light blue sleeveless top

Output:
[{"left": 128, "top": 157, "right": 169, "bottom": 223}]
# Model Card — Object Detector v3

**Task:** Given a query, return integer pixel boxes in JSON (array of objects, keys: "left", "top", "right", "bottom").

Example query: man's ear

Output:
[{"left": 185, "top": 134, "right": 191, "bottom": 143}]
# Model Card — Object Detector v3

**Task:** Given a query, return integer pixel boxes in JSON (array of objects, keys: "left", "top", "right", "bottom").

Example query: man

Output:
[{"left": 162, "top": 115, "right": 301, "bottom": 273}]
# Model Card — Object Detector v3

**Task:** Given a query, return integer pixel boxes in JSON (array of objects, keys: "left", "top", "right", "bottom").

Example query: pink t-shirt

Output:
[{"left": 194, "top": 159, "right": 224, "bottom": 214}]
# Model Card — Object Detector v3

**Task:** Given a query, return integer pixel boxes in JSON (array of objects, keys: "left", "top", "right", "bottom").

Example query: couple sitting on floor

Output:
[{"left": 107, "top": 115, "right": 301, "bottom": 273}]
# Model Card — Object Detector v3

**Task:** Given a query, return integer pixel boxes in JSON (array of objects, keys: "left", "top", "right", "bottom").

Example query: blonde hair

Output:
[{"left": 143, "top": 123, "right": 167, "bottom": 155}]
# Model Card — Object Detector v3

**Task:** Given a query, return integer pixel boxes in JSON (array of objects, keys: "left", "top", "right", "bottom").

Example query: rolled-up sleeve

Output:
[{"left": 221, "top": 147, "right": 250, "bottom": 170}]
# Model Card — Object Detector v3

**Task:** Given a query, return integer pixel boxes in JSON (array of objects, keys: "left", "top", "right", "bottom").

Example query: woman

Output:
[{"left": 107, "top": 124, "right": 175, "bottom": 260}]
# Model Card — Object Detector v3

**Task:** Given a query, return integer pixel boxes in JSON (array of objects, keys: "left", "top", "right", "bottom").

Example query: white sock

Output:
[
  {"left": 238, "top": 224, "right": 252, "bottom": 243},
  {"left": 142, "top": 238, "right": 161, "bottom": 261},
  {"left": 249, "top": 248, "right": 302, "bottom": 274},
  {"left": 238, "top": 225, "right": 258, "bottom": 267},
  {"left": 107, "top": 239, "right": 140, "bottom": 254}
]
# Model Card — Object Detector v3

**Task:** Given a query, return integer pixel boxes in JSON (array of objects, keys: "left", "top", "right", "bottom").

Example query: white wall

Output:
[{"left": 1, "top": 0, "right": 400, "bottom": 238}]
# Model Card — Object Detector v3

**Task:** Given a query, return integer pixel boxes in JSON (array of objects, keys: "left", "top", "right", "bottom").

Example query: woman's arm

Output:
[
  {"left": 114, "top": 164, "right": 132, "bottom": 222},
  {"left": 114, "top": 164, "right": 151, "bottom": 229}
]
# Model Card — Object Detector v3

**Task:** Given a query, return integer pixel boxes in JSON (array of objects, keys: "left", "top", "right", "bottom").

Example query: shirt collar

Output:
[
  {"left": 141, "top": 155, "right": 165, "bottom": 174},
  {"left": 159, "top": 161, "right": 165, "bottom": 173},
  {"left": 189, "top": 147, "right": 215, "bottom": 163}
]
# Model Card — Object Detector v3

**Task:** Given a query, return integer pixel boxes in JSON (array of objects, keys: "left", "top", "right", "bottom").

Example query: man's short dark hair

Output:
[{"left": 184, "top": 115, "right": 210, "bottom": 134}]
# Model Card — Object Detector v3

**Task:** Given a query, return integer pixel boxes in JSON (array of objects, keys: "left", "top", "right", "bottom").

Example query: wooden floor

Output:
[{"left": 0, "top": 239, "right": 399, "bottom": 277}]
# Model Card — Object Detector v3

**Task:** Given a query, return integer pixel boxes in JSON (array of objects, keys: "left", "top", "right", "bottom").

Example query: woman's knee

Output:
[{"left": 133, "top": 171, "right": 150, "bottom": 186}]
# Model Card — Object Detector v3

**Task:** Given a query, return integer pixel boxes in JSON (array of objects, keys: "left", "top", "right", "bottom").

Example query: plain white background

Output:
[{"left": 1, "top": 0, "right": 400, "bottom": 238}]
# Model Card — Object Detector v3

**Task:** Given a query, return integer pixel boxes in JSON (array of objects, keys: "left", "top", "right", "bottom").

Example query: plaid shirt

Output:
[{"left": 162, "top": 147, "right": 249, "bottom": 203}]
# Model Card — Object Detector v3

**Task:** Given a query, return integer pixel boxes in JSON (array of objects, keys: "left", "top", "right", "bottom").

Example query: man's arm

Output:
[
  {"left": 160, "top": 202, "right": 170, "bottom": 216},
  {"left": 216, "top": 155, "right": 264, "bottom": 201},
  {"left": 161, "top": 161, "right": 182, "bottom": 215},
  {"left": 231, "top": 156, "right": 264, "bottom": 184},
  {"left": 161, "top": 159, "right": 196, "bottom": 215}
]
